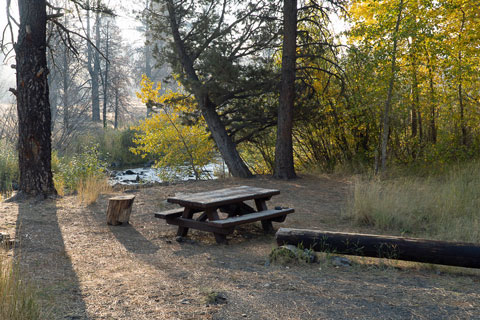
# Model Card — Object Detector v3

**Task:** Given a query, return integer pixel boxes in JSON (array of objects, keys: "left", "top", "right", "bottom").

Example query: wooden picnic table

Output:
[{"left": 154, "top": 186, "right": 294, "bottom": 243}]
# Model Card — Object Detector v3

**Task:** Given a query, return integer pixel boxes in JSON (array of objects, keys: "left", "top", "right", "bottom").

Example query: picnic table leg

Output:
[
  {"left": 177, "top": 207, "right": 194, "bottom": 237},
  {"left": 254, "top": 199, "right": 275, "bottom": 234},
  {"left": 205, "top": 208, "right": 228, "bottom": 244}
]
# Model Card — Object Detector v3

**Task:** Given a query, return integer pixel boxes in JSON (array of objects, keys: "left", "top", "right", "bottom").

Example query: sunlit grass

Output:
[
  {"left": 346, "top": 161, "right": 480, "bottom": 243},
  {"left": 77, "top": 176, "right": 111, "bottom": 206},
  {"left": 0, "top": 253, "right": 41, "bottom": 320},
  {"left": 0, "top": 141, "right": 18, "bottom": 199}
]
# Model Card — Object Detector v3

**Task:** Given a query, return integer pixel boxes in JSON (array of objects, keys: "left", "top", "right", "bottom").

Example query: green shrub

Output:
[
  {"left": 98, "top": 128, "right": 149, "bottom": 168},
  {"left": 269, "top": 245, "right": 316, "bottom": 265},
  {"left": 53, "top": 143, "right": 107, "bottom": 194}
]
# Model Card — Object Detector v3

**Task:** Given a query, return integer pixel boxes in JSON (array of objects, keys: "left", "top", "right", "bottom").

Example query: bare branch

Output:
[
  {"left": 2, "top": 0, "right": 18, "bottom": 56},
  {"left": 47, "top": 13, "right": 65, "bottom": 20},
  {"left": 46, "top": 2, "right": 63, "bottom": 11},
  {"left": 50, "top": 19, "right": 107, "bottom": 61}
]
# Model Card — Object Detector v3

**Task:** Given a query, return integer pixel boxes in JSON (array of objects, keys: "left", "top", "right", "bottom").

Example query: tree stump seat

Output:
[{"left": 106, "top": 195, "right": 136, "bottom": 225}]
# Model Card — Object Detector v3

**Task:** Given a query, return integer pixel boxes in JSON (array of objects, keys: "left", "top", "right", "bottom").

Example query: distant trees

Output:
[
  {"left": 43, "top": 1, "right": 135, "bottom": 148},
  {"left": 3, "top": 0, "right": 136, "bottom": 197},
  {"left": 5, "top": 0, "right": 479, "bottom": 197},
  {"left": 99, "top": 19, "right": 134, "bottom": 129},
  {"left": 86, "top": 0, "right": 102, "bottom": 122},
  {"left": 347, "top": 0, "right": 480, "bottom": 170},
  {"left": 146, "top": 0, "right": 283, "bottom": 178}
]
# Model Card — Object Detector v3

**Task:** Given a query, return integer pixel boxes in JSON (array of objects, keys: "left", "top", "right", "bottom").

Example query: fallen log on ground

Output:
[{"left": 275, "top": 228, "right": 480, "bottom": 269}]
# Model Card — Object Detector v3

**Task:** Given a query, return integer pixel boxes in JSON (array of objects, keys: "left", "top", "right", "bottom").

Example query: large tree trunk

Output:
[
  {"left": 199, "top": 95, "right": 253, "bottom": 178},
  {"left": 379, "top": 0, "right": 404, "bottom": 173},
  {"left": 274, "top": 0, "right": 297, "bottom": 180},
  {"left": 15, "top": 0, "right": 56, "bottom": 196},
  {"left": 165, "top": 0, "right": 252, "bottom": 178}
]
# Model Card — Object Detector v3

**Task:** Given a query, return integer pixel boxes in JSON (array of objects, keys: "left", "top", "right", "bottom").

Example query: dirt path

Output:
[{"left": 1, "top": 175, "right": 479, "bottom": 319}]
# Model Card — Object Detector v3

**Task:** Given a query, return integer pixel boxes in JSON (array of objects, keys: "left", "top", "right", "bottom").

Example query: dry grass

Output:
[
  {"left": 346, "top": 162, "right": 480, "bottom": 242},
  {"left": 0, "top": 253, "right": 41, "bottom": 320},
  {"left": 53, "top": 177, "right": 66, "bottom": 197},
  {"left": 77, "top": 176, "right": 111, "bottom": 205}
]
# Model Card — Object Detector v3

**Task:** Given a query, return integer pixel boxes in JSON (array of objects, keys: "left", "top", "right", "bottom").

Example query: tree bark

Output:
[
  {"left": 87, "top": 0, "right": 101, "bottom": 122},
  {"left": 114, "top": 87, "right": 119, "bottom": 129},
  {"left": 379, "top": 0, "right": 404, "bottom": 173},
  {"left": 426, "top": 52, "right": 437, "bottom": 143},
  {"left": 165, "top": 0, "right": 252, "bottom": 178},
  {"left": 199, "top": 95, "right": 253, "bottom": 178},
  {"left": 102, "top": 20, "right": 110, "bottom": 128},
  {"left": 144, "top": 0, "right": 153, "bottom": 118},
  {"left": 63, "top": 35, "right": 69, "bottom": 133},
  {"left": 410, "top": 43, "right": 418, "bottom": 139},
  {"left": 15, "top": 0, "right": 56, "bottom": 196},
  {"left": 458, "top": 10, "right": 467, "bottom": 146},
  {"left": 276, "top": 228, "right": 480, "bottom": 269},
  {"left": 274, "top": 0, "right": 297, "bottom": 180}
]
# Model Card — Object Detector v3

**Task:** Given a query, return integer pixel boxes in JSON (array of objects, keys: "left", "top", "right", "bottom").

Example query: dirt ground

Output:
[{"left": 1, "top": 174, "right": 479, "bottom": 319}]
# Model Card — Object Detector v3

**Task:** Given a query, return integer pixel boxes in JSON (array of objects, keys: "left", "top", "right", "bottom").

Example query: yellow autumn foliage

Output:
[{"left": 131, "top": 75, "right": 215, "bottom": 180}]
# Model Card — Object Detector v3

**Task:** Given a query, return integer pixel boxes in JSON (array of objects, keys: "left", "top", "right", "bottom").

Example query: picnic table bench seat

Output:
[
  {"left": 208, "top": 208, "right": 294, "bottom": 228},
  {"left": 154, "top": 208, "right": 184, "bottom": 220}
]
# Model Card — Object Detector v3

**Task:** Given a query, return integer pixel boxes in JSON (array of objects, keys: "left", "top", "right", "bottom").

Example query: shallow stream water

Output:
[{"left": 108, "top": 163, "right": 227, "bottom": 186}]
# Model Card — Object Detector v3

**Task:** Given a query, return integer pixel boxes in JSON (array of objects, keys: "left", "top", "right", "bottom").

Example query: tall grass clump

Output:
[
  {"left": 53, "top": 143, "right": 110, "bottom": 203},
  {"left": 346, "top": 161, "right": 480, "bottom": 243},
  {"left": 0, "top": 141, "right": 19, "bottom": 199},
  {"left": 0, "top": 256, "right": 41, "bottom": 319},
  {"left": 77, "top": 176, "right": 110, "bottom": 205}
]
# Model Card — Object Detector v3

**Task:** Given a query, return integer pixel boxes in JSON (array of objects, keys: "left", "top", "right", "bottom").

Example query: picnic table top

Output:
[{"left": 167, "top": 185, "right": 280, "bottom": 209}]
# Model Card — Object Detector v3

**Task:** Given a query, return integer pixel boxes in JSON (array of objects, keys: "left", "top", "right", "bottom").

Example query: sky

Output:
[
  {"left": 0, "top": 0, "right": 144, "bottom": 103},
  {"left": 0, "top": 0, "right": 18, "bottom": 103}
]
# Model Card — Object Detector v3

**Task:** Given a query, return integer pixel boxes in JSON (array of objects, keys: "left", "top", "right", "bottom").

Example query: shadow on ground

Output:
[{"left": 14, "top": 198, "right": 88, "bottom": 319}]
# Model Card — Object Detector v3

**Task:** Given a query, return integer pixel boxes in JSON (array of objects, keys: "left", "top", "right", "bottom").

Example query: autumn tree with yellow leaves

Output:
[{"left": 131, "top": 75, "right": 215, "bottom": 180}]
